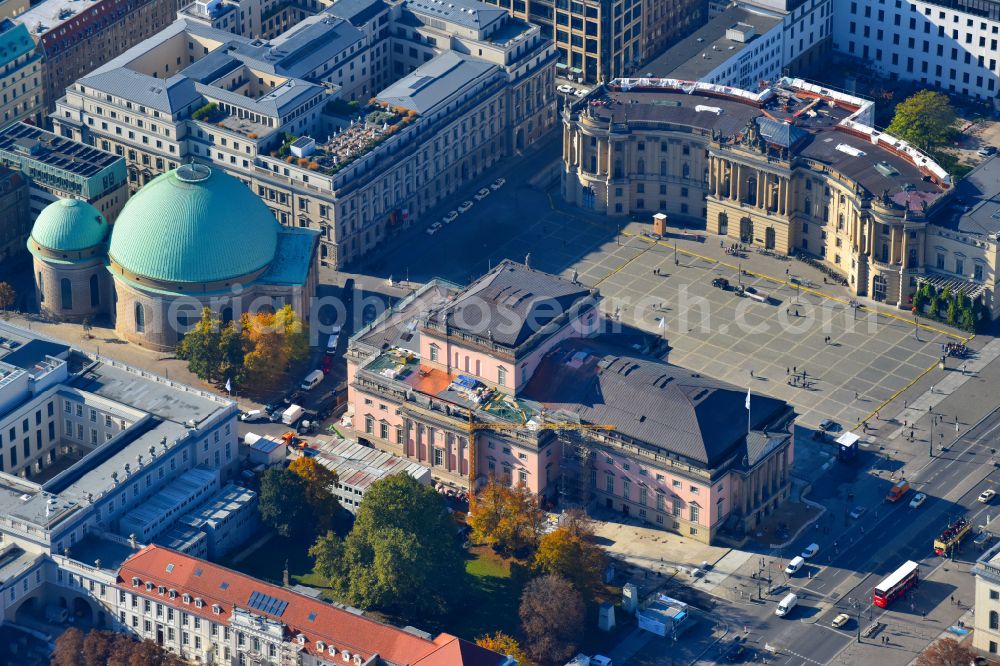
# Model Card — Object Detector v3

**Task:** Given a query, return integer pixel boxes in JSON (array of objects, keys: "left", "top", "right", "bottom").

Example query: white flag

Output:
[
  {"left": 745, "top": 387, "right": 751, "bottom": 410},
  {"left": 657, "top": 317, "right": 665, "bottom": 331},
  {"left": 225, "top": 378, "right": 232, "bottom": 393}
]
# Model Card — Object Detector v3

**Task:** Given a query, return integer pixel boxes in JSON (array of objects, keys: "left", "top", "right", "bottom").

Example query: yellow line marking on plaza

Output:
[
  {"left": 592, "top": 239, "right": 654, "bottom": 287},
  {"left": 623, "top": 231, "right": 969, "bottom": 341}
]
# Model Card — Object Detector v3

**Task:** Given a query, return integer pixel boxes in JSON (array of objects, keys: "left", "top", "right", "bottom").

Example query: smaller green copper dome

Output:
[{"left": 30, "top": 199, "right": 108, "bottom": 252}]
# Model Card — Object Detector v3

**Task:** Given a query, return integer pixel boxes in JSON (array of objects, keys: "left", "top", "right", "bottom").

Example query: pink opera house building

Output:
[{"left": 344, "top": 260, "right": 795, "bottom": 544}]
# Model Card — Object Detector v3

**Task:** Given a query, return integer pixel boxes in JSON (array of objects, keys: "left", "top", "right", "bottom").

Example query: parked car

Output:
[
  {"left": 425, "top": 222, "right": 443, "bottom": 235},
  {"left": 819, "top": 419, "right": 840, "bottom": 432},
  {"left": 326, "top": 327, "right": 341, "bottom": 353},
  {"left": 557, "top": 84, "right": 575, "bottom": 94},
  {"left": 474, "top": 187, "right": 491, "bottom": 201},
  {"left": 849, "top": 505, "right": 867, "bottom": 519},
  {"left": 712, "top": 277, "right": 730, "bottom": 290},
  {"left": 458, "top": 200, "right": 473, "bottom": 213},
  {"left": 978, "top": 146, "right": 997, "bottom": 156},
  {"left": 831, "top": 613, "right": 850, "bottom": 629},
  {"left": 491, "top": 177, "right": 506, "bottom": 190},
  {"left": 979, "top": 489, "right": 997, "bottom": 503},
  {"left": 909, "top": 492, "right": 927, "bottom": 509},
  {"left": 443, "top": 210, "right": 459, "bottom": 223},
  {"left": 574, "top": 88, "right": 588, "bottom": 97},
  {"left": 239, "top": 410, "right": 268, "bottom": 423},
  {"left": 801, "top": 543, "right": 819, "bottom": 559}
]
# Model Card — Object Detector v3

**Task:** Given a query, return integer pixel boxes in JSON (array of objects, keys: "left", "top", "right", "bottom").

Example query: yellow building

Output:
[{"left": 561, "top": 78, "right": 1000, "bottom": 320}]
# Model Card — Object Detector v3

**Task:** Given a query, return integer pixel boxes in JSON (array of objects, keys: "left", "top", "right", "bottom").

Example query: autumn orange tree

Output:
[
  {"left": 289, "top": 456, "right": 340, "bottom": 533},
  {"left": 519, "top": 574, "right": 584, "bottom": 662},
  {"left": 467, "top": 477, "right": 544, "bottom": 553},
  {"left": 241, "top": 305, "right": 309, "bottom": 389},
  {"left": 915, "top": 637, "right": 976, "bottom": 666},
  {"left": 533, "top": 510, "right": 606, "bottom": 602},
  {"left": 475, "top": 632, "right": 533, "bottom": 665}
]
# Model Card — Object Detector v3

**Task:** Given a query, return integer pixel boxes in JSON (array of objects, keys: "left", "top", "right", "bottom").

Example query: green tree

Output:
[
  {"left": 241, "top": 306, "right": 309, "bottom": 389},
  {"left": 311, "top": 473, "right": 465, "bottom": 622},
  {"left": 886, "top": 90, "right": 956, "bottom": 152},
  {"left": 176, "top": 308, "right": 222, "bottom": 381},
  {"left": 467, "top": 477, "right": 544, "bottom": 553},
  {"left": 289, "top": 456, "right": 340, "bottom": 534},
  {"left": 219, "top": 320, "right": 245, "bottom": 385},
  {"left": 519, "top": 574, "right": 584, "bottom": 662},
  {"left": 258, "top": 467, "right": 310, "bottom": 540},
  {"left": 0, "top": 281, "right": 14, "bottom": 317}
]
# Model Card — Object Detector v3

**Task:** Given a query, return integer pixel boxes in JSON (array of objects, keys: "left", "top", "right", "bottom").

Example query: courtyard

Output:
[{"left": 371, "top": 163, "right": 968, "bottom": 433}]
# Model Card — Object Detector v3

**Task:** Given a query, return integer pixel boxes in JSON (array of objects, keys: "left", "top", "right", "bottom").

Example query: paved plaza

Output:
[{"left": 374, "top": 163, "right": 968, "bottom": 432}]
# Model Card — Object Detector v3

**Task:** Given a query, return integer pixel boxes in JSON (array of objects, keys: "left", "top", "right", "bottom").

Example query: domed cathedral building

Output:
[
  {"left": 560, "top": 78, "right": 1000, "bottom": 318},
  {"left": 30, "top": 163, "right": 320, "bottom": 351},
  {"left": 28, "top": 199, "right": 113, "bottom": 323}
]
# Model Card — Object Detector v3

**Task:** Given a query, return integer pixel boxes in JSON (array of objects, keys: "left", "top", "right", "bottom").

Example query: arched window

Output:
[
  {"left": 60, "top": 279, "right": 72, "bottom": 310},
  {"left": 221, "top": 306, "right": 233, "bottom": 326},
  {"left": 135, "top": 303, "right": 145, "bottom": 333},
  {"left": 718, "top": 212, "right": 728, "bottom": 235},
  {"left": 89, "top": 274, "right": 100, "bottom": 307},
  {"left": 37, "top": 272, "right": 44, "bottom": 303},
  {"left": 991, "top": 610, "right": 999, "bottom": 630}
]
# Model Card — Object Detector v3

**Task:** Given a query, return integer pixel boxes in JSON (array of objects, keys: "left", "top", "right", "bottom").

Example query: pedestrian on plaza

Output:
[
  {"left": 793, "top": 366, "right": 797, "bottom": 374},
  {"left": 750, "top": 369, "right": 755, "bottom": 378},
  {"left": 950, "top": 595, "right": 954, "bottom": 604},
  {"left": 786, "top": 367, "right": 789, "bottom": 375}
]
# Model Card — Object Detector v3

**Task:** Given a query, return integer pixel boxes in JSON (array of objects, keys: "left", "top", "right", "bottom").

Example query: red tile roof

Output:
[{"left": 117, "top": 545, "right": 506, "bottom": 666}]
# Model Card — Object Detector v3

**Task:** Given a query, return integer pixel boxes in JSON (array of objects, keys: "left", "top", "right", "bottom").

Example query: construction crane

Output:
[{"left": 462, "top": 410, "right": 614, "bottom": 489}]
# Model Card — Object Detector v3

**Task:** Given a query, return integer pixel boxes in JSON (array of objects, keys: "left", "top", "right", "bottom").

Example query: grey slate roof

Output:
[
  {"left": 323, "top": 0, "right": 389, "bottom": 26},
  {"left": 427, "top": 259, "right": 593, "bottom": 348},
  {"left": 937, "top": 155, "right": 1000, "bottom": 236},
  {"left": 403, "top": 0, "right": 507, "bottom": 31},
  {"left": 521, "top": 338, "right": 792, "bottom": 468},
  {"left": 377, "top": 51, "right": 499, "bottom": 115},
  {"left": 241, "top": 15, "right": 364, "bottom": 78},
  {"left": 756, "top": 116, "right": 808, "bottom": 148},
  {"left": 640, "top": 6, "right": 782, "bottom": 81},
  {"left": 80, "top": 69, "right": 201, "bottom": 114}
]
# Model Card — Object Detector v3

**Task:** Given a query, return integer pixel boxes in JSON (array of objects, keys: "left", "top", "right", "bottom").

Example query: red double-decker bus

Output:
[{"left": 873, "top": 560, "right": 919, "bottom": 608}]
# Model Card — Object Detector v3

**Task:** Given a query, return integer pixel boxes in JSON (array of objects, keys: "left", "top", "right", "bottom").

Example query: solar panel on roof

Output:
[{"left": 247, "top": 590, "right": 288, "bottom": 617}]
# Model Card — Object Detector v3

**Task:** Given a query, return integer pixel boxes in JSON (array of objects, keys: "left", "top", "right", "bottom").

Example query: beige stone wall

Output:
[{"left": 33, "top": 257, "right": 109, "bottom": 322}]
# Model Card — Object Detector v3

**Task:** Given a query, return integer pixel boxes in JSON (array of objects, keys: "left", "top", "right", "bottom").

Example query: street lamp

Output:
[{"left": 928, "top": 406, "right": 935, "bottom": 458}]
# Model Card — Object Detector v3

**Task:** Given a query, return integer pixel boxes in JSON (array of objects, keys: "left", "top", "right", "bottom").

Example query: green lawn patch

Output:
[{"left": 446, "top": 546, "right": 527, "bottom": 641}]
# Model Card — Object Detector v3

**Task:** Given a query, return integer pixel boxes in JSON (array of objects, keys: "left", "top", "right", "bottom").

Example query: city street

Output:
[{"left": 691, "top": 392, "right": 1000, "bottom": 665}]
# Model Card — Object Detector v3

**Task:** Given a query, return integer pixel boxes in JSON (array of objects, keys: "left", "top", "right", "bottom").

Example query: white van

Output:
[
  {"left": 300, "top": 369, "right": 324, "bottom": 391},
  {"left": 775, "top": 593, "right": 798, "bottom": 617},
  {"left": 785, "top": 555, "right": 805, "bottom": 575}
]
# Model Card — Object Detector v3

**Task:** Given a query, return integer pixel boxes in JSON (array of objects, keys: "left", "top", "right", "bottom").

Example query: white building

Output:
[
  {"left": 0, "top": 321, "right": 239, "bottom": 630},
  {"left": 308, "top": 437, "right": 431, "bottom": 513},
  {"left": 832, "top": 0, "right": 1000, "bottom": 102},
  {"left": 641, "top": 0, "right": 831, "bottom": 89}
]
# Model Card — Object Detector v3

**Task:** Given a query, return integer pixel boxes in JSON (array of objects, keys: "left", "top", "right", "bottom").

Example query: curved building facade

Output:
[
  {"left": 559, "top": 78, "right": 995, "bottom": 316},
  {"left": 30, "top": 164, "right": 319, "bottom": 350},
  {"left": 28, "top": 199, "right": 112, "bottom": 322}
]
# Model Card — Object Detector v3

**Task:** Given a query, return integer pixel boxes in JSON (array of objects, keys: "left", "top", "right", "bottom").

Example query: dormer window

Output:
[
  {"left": 341, "top": 652, "right": 351, "bottom": 662},
  {"left": 296, "top": 634, "right": 306, "bottom": 645},
  {"left": 328, "top": 645, "right": 337, "bottom": 656},
  {"left": 182, "top": 593, "right": 191, "bottom": 604},
  {"left": 316, "top": 641, "right": 325, "bottom": 651},
  {"left": 194, "top": 598, "right": 203, "bottom": 608},
  {"left": 212, "top": 604, "right": 221, "bottom": 614},
  {"left": 157, "top": 586, "right": 165, "bottom": 595},
  {"left": 131, "top": 577, "right": 140, "bottom": 587},
  {"left": 145, "top": 582, "right": 154, "bottom": 591},
  {"left": 353, "top": 656, "right": 362, "bottom": 665},
  {"left": 169, "top": 589, "right": 177, "bottom": 599}
]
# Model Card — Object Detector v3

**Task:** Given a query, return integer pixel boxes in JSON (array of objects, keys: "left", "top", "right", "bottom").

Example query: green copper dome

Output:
[
  {"left": 108, "top": 164, "right": 279, "bottom": 284},
  {"left": 30, "top": 199, "right": 108, "bottom": 252}
]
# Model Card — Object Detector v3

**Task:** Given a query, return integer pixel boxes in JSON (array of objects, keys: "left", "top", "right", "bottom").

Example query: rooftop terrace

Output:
[{"left": 580, "top": 77, "right": 952, "bottom": 207}]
